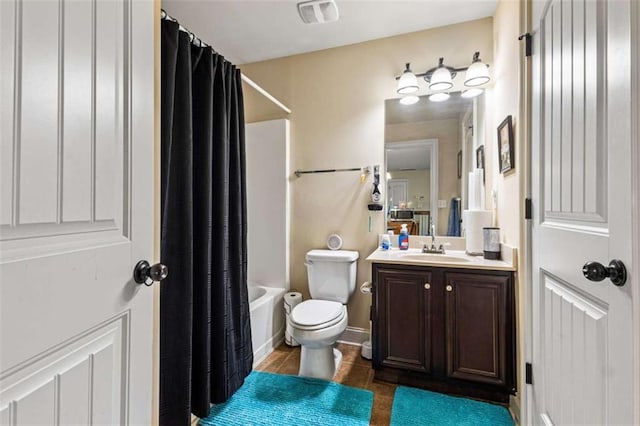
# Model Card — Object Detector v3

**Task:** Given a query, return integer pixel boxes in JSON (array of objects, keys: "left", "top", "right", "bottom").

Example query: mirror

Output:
[{"left": 384, "top": 92, "right": 485, "bottom": 236}]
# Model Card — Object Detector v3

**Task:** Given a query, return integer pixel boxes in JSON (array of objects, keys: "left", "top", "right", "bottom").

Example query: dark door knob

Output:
[
  {"left": 133, "top": 260, "right": 169, "bottom": 286},
  {"left": 582, "top": 260, "right": 627, "bottom": 287}
]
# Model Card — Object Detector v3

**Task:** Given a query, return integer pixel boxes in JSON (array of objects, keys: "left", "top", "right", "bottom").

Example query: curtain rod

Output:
[{"left": 161, "top": 9, "right": 291, "bottom": 115}]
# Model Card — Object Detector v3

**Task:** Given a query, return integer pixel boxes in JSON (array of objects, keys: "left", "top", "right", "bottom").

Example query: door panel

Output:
[
  {"left": 0, "top": 0, "right": 154, "bottom": 424},
  {"left": 1, "top": 316, "right": 126, "bottom": 425},
  {"left": 543, "top": 0, "right": 606, "bottom": 223},
  {"left": 531, "top": 0, "right": 633, "bottom": 424},
  {"left": 388, "top": 179, "right": 408, "bottom": 207},
  {"left": 542, "top": 273, "right": 606, "bottom": 425},
  {"left": 18, "top": 0, "right": 60, "bottom": 225}
]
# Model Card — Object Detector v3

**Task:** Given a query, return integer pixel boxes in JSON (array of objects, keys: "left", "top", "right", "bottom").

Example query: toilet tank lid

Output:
[{"left": 306, "top": 249, "right": 359, "bottom": 262}]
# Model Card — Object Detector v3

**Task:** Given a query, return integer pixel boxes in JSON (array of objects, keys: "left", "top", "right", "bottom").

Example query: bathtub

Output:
[{"left": 248, "top": 284, "right": 286, "bottom": 366}]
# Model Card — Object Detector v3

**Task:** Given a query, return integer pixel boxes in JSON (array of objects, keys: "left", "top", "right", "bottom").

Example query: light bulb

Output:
[
  {"left": 400, "top": 95, "right": 420, "bottom": 105},
  {"left": 429, "top": 92, "right": 450, "bottom": 102},
  {"left": 461, "top": 88, "right": 484, "bottom": 98}
]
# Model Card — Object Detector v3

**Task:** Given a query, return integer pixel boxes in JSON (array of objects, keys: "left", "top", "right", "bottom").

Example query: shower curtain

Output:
[{"left": 160, "top": 19, "right": 252, "bottom": 425}]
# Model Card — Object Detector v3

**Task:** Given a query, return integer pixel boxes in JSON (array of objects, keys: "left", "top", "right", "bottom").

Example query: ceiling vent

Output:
[{"left": 297, "top": 0, "right": 339, "bottom": 24}]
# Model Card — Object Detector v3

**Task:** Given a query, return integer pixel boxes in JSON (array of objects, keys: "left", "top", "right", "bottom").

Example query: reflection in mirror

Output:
[{"left": 385, "top": 92, "right": 484, "bottom": 236}]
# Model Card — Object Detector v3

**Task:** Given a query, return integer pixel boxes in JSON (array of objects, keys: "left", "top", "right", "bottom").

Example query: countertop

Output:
[{"left": 365, "top": 247, "right": 517, "bottom": 271}]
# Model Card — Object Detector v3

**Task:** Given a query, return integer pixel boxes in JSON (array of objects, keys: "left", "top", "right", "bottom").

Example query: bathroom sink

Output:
[{"left": 398, "top": 254, "right": 471, "bottom": 263}]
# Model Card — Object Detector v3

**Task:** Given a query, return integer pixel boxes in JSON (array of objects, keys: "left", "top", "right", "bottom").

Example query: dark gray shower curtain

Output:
[{"left": 160, "top": 19, "right": 252, "bottom": 426}]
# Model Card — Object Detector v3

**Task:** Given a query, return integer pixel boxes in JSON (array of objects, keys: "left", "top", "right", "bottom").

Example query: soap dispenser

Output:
[{"left": 399, "top": 224, "right": 409, "bottom": 250}]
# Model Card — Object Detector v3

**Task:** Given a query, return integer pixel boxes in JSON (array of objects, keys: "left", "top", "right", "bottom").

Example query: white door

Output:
[
  {"left": 388, "top": 179, "right": 408, "bottom": 208},
  {"left": 0, "top": 1, "right": 155, "bottom": 425},
  {"left": 531, "top": 0, "right": 634, "bottom": 424}
]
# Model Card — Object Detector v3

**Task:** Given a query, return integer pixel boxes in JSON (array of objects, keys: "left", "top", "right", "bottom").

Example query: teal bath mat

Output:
[
  {"left": 390, "top": 386, "right": 513, "bottom": 426},
  {"left": 199, "top": 371, "right": 373, "bottom": 426}
]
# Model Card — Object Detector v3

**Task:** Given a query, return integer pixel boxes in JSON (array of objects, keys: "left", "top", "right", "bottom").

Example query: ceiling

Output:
[{"left": 161, "top": 0, "right": 498, "bottom": 64}]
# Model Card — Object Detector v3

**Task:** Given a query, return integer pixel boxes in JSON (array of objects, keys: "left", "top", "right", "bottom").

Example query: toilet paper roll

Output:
[
  {"left": 283, "top": 292, "right": 303, "bottom": 314},
  {"left": 360, "top": 282, "right": 372, "bottom": 294},
  {"left": 463, "top": 210, "right": 493, "bottom": 255},
  {"left": 284, "top": 292, "right": 302, "bottom": 347}
]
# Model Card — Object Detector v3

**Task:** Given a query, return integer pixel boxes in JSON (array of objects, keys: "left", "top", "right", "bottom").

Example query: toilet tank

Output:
[{"left": 305, "top": 249, "right": 359, "bottom": 303}]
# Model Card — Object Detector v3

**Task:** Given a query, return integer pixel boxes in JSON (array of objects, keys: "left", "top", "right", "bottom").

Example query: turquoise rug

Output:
[
  {"left": 390, "top": 386, "right": 513, "bottom": 426},
  {"left": 199, "top": 371, "right": 373, "bottom": 425}
]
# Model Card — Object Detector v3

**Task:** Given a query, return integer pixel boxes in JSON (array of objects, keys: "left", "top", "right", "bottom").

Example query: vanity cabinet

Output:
[
  {"left": 375, "top": 267, "right": 433, "bottom": 374},
  {"left": 372, "top": 263, "right": 515, "bottom": 402}
]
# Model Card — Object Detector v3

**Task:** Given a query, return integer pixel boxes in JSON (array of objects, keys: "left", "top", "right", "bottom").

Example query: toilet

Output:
[{"left": 289, "top": 249, "right": 359, "bottom": 380}]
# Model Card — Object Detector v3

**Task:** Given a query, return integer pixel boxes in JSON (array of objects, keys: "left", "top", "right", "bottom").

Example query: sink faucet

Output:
[
  {"left": 430, "top": 223, "right": 436, "bottom": 249},
  {"left": 423, "top": 243, "right": 446, "bottom": 254},
  {"left": 423, "top": 221, "right": 445, "bottom": 254}
]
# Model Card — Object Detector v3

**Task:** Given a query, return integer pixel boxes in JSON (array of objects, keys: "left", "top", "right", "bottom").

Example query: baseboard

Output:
[
  {"left": 509, "top": 394, "right": 521, "bottom": 425},
  {"left": 337, "top": 326, "right": 370, "bottom": 346}
]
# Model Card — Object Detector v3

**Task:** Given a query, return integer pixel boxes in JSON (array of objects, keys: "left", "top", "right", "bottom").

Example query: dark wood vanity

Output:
[{"left": 371, "top": 262, "right": 516, "bottom": 403}]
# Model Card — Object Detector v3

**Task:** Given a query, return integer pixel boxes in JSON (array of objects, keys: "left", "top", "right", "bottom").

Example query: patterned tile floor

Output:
[{"left": 255, "top": 343, "right": 396, "bottom": 426}]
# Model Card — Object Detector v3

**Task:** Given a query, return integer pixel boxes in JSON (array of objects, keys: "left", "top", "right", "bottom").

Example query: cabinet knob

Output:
[
  {"left": 424, "top": 283, "right": 431, "bottom": 290},
  {"left": 446, "top": 285, "right": 453, "bottom": 292}
]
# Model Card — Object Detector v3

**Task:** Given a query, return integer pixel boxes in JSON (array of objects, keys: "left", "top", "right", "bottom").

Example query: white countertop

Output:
[{"left": 366, "top": 247, "right": 516, "bottom": 271}]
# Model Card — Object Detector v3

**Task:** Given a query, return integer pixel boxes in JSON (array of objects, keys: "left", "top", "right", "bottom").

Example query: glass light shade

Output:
[
  {"left": 428, "top": 92, "right": 450, "bottom": 102},
  {"left": 461, "top": 88, "right": 484, "bottom": 98},
  {"left": 429, "top": 67, "right": 453, "bottom": 91},
  {"left": 464, "top": 61, "right": 490, "bottom": 87},
  {"left": 399, "top": 95, "right": 420, "bottom": 105},
  {"left": 397, "top": 69, "right": 419, "bottom": 94}
]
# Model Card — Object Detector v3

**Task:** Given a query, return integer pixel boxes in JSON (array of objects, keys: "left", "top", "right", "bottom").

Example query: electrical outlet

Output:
[{"left": 438, "top": 199, "right": 447, "bottom": 208}]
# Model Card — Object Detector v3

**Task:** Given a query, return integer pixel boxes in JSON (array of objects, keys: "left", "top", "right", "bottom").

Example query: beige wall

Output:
[
  {"left": 487, "top": 2, "right": 522, "bottom": 248},
  {"left": 241, "top": 18, "right": 494, "bottom": 330},
  {"left": 386, "top": 118, "right": 461, "bottom": 235}
]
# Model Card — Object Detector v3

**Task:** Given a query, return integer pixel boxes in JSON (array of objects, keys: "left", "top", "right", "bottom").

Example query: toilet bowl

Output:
[
  {"left": 288, "top": 248, "right": 358, "bottom": 380},
  {"left": 290, "top": 299, "right": 348, "bottom": 380}
]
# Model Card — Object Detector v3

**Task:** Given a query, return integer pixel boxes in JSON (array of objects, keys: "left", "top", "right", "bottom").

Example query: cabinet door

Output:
[
  {"left": 375, "top": 267, "right": 432, "bottom": 373},
  {"left": 444, "top": 272, "right": 512, "bottom": 387}
]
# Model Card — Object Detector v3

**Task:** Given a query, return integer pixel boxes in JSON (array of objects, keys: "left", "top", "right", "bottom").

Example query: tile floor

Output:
[{"left": 255, "top": 342, "right": 396, "bottom": 426}]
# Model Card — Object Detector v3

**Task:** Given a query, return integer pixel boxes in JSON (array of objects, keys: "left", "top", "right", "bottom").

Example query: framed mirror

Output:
[{"left": 384, "top": 92, "right": 485, "bottom": 236}]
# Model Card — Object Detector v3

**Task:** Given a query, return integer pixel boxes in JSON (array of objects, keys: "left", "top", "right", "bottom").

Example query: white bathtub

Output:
[{"left": 248, "top": 284, "right": 286, "bottom": 366}]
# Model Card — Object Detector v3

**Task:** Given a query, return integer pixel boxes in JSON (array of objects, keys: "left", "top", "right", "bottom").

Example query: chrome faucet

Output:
[
  {"left": 423, "top": 222, "right": 445, "bottom": 254},
  {"left": 430, "top": 223, "right": 436, "bottom": 248}
]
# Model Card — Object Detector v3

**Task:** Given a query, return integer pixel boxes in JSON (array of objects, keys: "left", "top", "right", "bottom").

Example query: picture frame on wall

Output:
[
  {"left": 457, "top": 150, "right": 462, "bottom": 179},
  {"left": 476, "top": 145, "right": 485, "bottom": 183},
  {"left": 497, "top": 115, "right": 514, "bottom": 174}
]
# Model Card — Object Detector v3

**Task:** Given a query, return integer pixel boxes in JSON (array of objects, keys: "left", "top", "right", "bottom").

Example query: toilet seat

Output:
[{"left": 290, "top": 300, "right": 345, "bottom": 331}]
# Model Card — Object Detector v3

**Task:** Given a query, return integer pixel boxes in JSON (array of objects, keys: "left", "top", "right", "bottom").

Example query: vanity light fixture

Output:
[
  {"left": 396, "top": 63, "right": 420, "bottom": 94},
  {"left": 464, "top": 52, "right": 491, "bottom": 86},
  {"left": 395, "top": 52, "right": 490, "bottom": 98},
  {"left": 428, "top": 58, "right": 453, "bottom": 91}
]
